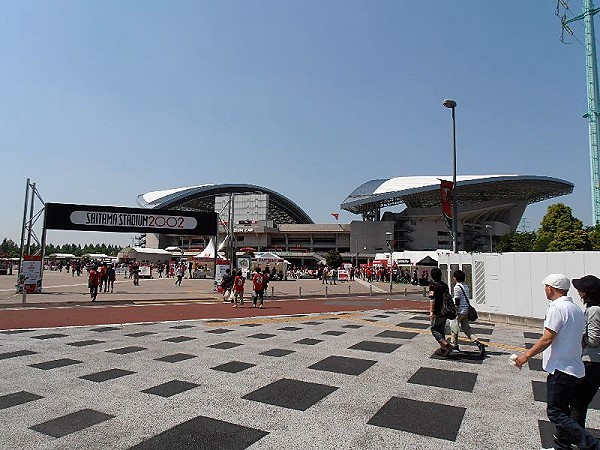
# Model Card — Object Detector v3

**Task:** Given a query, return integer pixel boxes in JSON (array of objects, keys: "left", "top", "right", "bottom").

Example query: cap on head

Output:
[
  {"left": 572, "top": 275, "right": 600, "bottom": 293},
  {"left": 542, "top": 273, "right": 570, "bottom": 292}
]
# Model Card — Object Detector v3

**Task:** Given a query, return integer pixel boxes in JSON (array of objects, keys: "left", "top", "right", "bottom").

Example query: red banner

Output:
[{"left": 440, "top": 180, "right": 453, "bottom": 230}]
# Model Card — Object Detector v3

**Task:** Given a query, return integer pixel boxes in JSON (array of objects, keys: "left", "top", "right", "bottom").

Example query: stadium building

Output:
[{"left": 137, "top": 175, "right": 573, "bottom": 266}]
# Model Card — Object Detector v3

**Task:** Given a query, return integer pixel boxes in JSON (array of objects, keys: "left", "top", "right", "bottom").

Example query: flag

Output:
[
  {"left": 440, "top": 180, "right": 453, "bottom": 230},
  {"left": 331, "top": 212, "right": 339, "bottom": 220}
]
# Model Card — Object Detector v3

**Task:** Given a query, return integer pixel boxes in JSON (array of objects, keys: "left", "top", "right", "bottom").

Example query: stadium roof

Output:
[
  {"left": 138, "top": 184, "right": 313, "bottom": 225},
  {"left": 340, "top": 175, "right": 574, "bottom": 215}
]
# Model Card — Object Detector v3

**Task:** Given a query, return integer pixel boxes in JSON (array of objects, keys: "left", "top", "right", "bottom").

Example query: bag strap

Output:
[{"left": 458, "top": 284, "right": 472, "bottom": 306}]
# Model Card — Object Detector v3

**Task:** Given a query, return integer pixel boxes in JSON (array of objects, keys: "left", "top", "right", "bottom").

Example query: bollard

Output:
[
  {"left": 369, "top": 285, "right": 372, "bottom": 296},
  {"left": 271, "top": 286, "right": 274, "bottom": 300},
  {"left": 404, "top": 287, "right": 407, "bottom": 297},
  {"left": 299, "top": 286, "right": 302, "bottom": 299},
  {"left": 325, "top": 285, "right": 328, "bottom": 298},
  {"left": 348, "top": 285, "right": 351, "bottom": 297},
  {"left": 422, "top": 287, "right": 427, "bottom": 297}
]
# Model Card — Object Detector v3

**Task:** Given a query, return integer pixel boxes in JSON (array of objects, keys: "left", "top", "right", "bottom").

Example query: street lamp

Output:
[
  {"left": 485, "top": 224, "right": 493, "bottom": 252},
  {"left": 355, "top": 234, "right": 359, "bottom": 267},
  {"left": 385, "top": 231, "right": 393, "bottom": 292},
  {"left": 443, "top": 98, "right": 458, "bottom": 253}
]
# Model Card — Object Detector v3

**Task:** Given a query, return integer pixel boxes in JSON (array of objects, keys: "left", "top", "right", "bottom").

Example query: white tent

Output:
[
  {"left": 195, "top": 238, "right": 216, "bottom": 259},
  {"left": 254, "top": 252, "right": 285, "bottom": 264}
]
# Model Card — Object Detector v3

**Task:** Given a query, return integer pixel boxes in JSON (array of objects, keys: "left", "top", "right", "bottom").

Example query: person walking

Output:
[
  {"left": 515, "top": 274, "right": 600, "bottom": 450},
  {"left": 88, "top": 266, "right": 99, "bottom": 302},
  {"left": 252, "top": 267, "right": 265, "bottom": 308},
  {"left": 175, "top": 263, "right": 184, "bottom": 286},
  {"left": 428, "top": 267, "right": 454, "bottom": 357},
  {"left": 106, "top": 264, "right": 116, "bottom": 293},
  {"left": 450, "top": 269, "right": 486, "bottom": 357},
  {"left": 570, "top": 275, "right": 600, "bottom": 435},
  {"left": 232, "top": 270, "right": 245, "bottom": 307}
]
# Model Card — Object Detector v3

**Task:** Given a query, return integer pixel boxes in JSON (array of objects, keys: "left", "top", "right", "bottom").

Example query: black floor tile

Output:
[
  {"left": 368, "top": 397, "right": 465, "bottom": 441},
  {"left": 349, "top": 340, "right": 402, "bottom": 354},
  {"left": 342, "top": 324, "right": 362, "bottom": 329},
  {"left": 259, "top": 349, "right": 295, "bottom": 357},
  {"left": 278, "top": 327, "right": 302, "bottom": 331},
  {"left": 79, "top": 368, "right": 136, "bottom": 382},
  {"left": 125, "top": 332, "right": 157, "bottom": 337},
  {"left": 321, "top": 330, "right": 346, "bottom": 336},
  {"left": 409, "top": 315, "right": 431, "bottom": 321},
  {"left": 128, "top": 415, "right": 268, "bottom": 450},
  {"left": 90, "top": 327, "right": 122, "bottom": 332},
  {"left": 302, "top": 321, "right": 323, "bottom": 325},
  {"left": 29, "top": 358, "right": 83, "bottom": 370},
  {"left": 211, "top": 361, "right": 256, "bottom": 373},
  {"left": 155, "top": 353, "right": 197, "bottom": 363},
  {"left": 205, "top": 319, "right": 227, "bottom": 323},
  {"left": 469, "top": 327, "right": 493, "bottom": 335},
  {"left": 363, "top": 319, "right": 379, "bottom": 322},
  {"left": 249, "top": 333, "right": 276, "bottom": 339},
  {"left": 163, "top": 336, "right": 196, "bottom": 343},
  {"left": 309, "top": 355, "right": 377, "bottom": 376},
  {"left": 295, "top": 338, "right": 323, "bottom": 346},
  {"left": 31, "top": 333, "right": 68, "bottom": 340},
  {"left": 525, "top": 343, "right": 535, "bottom": 349},
  {"left": 528, "top": 358, "right": 543, "bottom": 371},
  {"left": 408, "top": 367, "right": 478, "bottom": 392},
  {"left": 170, "top": 325, "right": 195, "bottom": 329},
  {"left": 208, "top": 342, "right": 242, "bottom": 350},
  {"left": 30, "top": 409, "right": 114, "bottom": 438},
  {"left": 525, "top": 331, "right": 543, "bottom": 340},
  {"left": 385, "top": 311, "right": 400, "bottom": 314},
  {"left": 375, "top": 330, "right": 419, "bottom": 340},
  {"left": 430, "top": 351, "right": 484, "bottom": 365},
  {"left": 240, "top": 323, "right": 262, "bottom": 327},
  {"left": 142, "top": 380, "right": 200, "bottom": 398},
  {"left": 0, "top": 391, "right": 43, "bottom": 409},
  {"left": 372, "top": 314, "right": 389, "bottom": 318},
  {"left": 0, "top": 329, "right": 35, "bottom": 334},
  {"left": 67, "top": 340, "right": 105, "bottom": 347},
  {"left": 106, "top": 346, "right": 147, "bottom": 355},
  {"left": 397, "top": 322, "right": 430, "bottom": 330},
  {"left": 0, "top": 350, "right": 37, "bottom": 360},
  {"left": 243, "top": 378, "right": 337, "bottom": 411},
  {"left": 532, "top": 381, "right": 600, "bottom": 409},
  {"left": 206, "top": 328, "right": 234, "bottom": 334},
  {"left": 538, "top": 419, "right": 600, "bottom": 448}
]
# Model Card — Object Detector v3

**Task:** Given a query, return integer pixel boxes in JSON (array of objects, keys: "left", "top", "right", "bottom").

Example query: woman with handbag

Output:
[
  {"left": 450, "top": 269, "right": 486, "bottom": 357},
  {"left": 570, "top": 275, "right": 600, "bottom": 432},
  {"left": 428, "top": 267, "right": 454, "bottom": 357}
]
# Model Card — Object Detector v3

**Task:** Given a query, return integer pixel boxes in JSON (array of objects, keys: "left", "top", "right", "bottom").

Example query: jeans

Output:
[
  {"left": 253, "top": 289, "right": 264, "bottom": 306},
  {"left": 430, "top": 315, "right": 447, "bottom": 343},
  {"left": 546, "top": 370, "right": 600, "bottom": 450},
  {"left": 571, "top": 362, "right": 600, "bottom": 429}
]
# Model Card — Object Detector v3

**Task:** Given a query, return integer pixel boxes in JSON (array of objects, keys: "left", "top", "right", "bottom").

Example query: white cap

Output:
[{"left": 542, "top": 273, "right": 570, "bottom": 292}]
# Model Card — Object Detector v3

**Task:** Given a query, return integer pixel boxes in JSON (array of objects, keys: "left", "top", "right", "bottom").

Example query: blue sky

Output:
[{"left": 0, "top": 1, "right": 595, "bottom": 245}]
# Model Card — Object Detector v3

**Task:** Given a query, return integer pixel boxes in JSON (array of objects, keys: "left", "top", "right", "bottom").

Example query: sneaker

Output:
[
  {"left": 476, "top": 341, "right": 486, "bottom": 358},
  {"left": 233, "top": 305, "right": 237, "bottom": 308},
  {"left": 259, "top": 304, "right": 263, "bottom": 309}
]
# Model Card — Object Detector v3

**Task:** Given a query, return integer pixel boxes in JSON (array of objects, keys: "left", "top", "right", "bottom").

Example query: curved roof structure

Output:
[
  {"left": 340, "top": 175, "right": 574, "bottom": 215},
  {"left": 138, "top": 184, "right": 313, "bottom": 225}
]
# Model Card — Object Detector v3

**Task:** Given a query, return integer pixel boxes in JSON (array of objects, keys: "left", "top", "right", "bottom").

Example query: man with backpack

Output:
[{"left": 428, "top": 267, "right": 455, "bottom": 357}]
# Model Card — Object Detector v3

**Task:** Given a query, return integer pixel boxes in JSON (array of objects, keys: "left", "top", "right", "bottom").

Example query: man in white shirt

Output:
[{"left": 515, "top": 274, "right": 599, "bottom": 450}]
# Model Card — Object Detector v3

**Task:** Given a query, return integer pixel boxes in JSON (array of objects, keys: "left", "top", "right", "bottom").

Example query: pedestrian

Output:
[
  {"left": 158, "top": 263, "right": 164, "bottom": 278},
  {"left": 570, "top": 275, "right": 600, "bottom": 434},
  {"left": 88, "top": 266, "right": 99, "bottom": 302},
  {"left": 232, "top": 270, "right": 245, "bottom": 307},
  {"left": 428, "top": 267, "right": 454, "bottom": 357},
  {"left": 131, "top": 262, "right": 140, "bottom": 286},
  {"left": 252, "top": 267, "right": 265, "bottom": 308},
  {"left": 220, "top": 269, "right": 234, "bottom": 302},
  {"left": 175, "top": 264, "right": 184, "bottom": 286},
  {"left": 515, "top": 274, "right": 599, "bottom": 450},
  {"left": 98, "top": 264, "right": 107, "bottom": 292},
  {"left": 188, "top": 261, "right": 193, "bottom": 279},
  {"left": 106, "top": 264, "right": 116, "bottom": 293},
  {"left": 450, "top": 269, "right": 486, "bottom": 356}
]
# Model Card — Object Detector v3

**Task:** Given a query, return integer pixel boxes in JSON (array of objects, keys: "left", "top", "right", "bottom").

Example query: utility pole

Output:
[{"left": 561, "top": 0, "right": 600, "bottom": 224}]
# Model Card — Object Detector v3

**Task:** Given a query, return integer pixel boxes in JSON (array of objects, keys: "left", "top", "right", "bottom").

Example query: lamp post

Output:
[
  {"left": 485, "top": 224, "right": 493, "bottom": 252},
  {"left": 385, "top": 231, "right": 393, "bottom": 292},
  {"left": 443, "top": 98, "right": 458, "bottom": 253},
  {"left": 355, "top": 234, "right": 359, "bottom": 267}
]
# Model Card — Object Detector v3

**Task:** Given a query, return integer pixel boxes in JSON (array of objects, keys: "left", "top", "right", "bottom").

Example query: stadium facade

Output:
[{"left": 137, "top": 175, "right": 573, "bottom": 266}]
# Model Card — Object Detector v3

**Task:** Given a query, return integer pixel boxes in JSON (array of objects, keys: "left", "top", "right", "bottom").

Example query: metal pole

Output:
[
  {"left": 489, "top": 228, "right": 493, "bottom": 252},
  {"left": 451, "top": 107, "right": 458, "bottom": 253},
  {"left": 26, "top": 183, "right": 36, "bottom": 255},
  {"left": 18, "top": 179, "right": 30, "bottom": 285}
]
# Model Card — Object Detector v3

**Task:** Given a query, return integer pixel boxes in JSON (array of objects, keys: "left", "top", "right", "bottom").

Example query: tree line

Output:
[
  {"left": 496, "top": 203, "right": 600, "bottom": 252},
  {"left": 0, "top": 239, "right": 122, "bottom": 258}
]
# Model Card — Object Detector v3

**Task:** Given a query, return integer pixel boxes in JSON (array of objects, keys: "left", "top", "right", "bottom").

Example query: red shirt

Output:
[
  {"left": 88, "top": 270, "right": 99, "bottom": 287},
  {"left": 234, "top": 275, "right": 245, "bottom": 293},
  {"left": 252, "top": 273, "right": 264, "bottom": 291}
]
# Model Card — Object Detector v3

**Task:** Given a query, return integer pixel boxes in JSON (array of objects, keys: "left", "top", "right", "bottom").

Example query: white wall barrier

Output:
[{"left": 438, "top": 251, "right": 600, "bottom": 320}]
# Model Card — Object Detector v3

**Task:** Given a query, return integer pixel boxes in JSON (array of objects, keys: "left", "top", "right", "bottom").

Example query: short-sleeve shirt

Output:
[
  {"left": 252, "top": 273, "right": 264, "bottom": 291},
  {"left": 453, "top": 282, "right": 471, "bottom": 315},
  {"left": 234, "top": 275, "right": 245, "bottom": 293},
  {"left": 542, "top": 296, "right": 585, "bottom": 378},
  {"left": 429, "top": 281, "right": 449, "bottom": 314}
]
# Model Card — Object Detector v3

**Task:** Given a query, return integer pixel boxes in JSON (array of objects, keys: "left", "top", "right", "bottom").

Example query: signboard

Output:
[
  {"left": 139, "top": 265, "right": 152, "bottom": 278},
  {"left": 396, "top": 259, "right": 411, "bottom": 265},
  {"left": 45, "top": 203, "right": 217, "bottom": 235},
  {"left": 337, "top": 269, "right": 349, "bottom": 281},
  {"left": 20, "top": 256, "right": 42, "bottom": 293}
]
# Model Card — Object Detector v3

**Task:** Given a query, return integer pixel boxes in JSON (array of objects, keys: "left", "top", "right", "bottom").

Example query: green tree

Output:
[
  {"left": 546, "top": 230, "right": 592, "bottom": 251},
  {"left": 496, "top": 231, "right": 536, "bottom": 252},
  {"left": 325, "top": 250, "right": 343, "bottom": 269},
  {"left": 588, "top": 225, "right": 600, "bottom": 251},
  {"left": 534, "top": 203, "right": 584, "bottom": 251},
  {"left": 0, "top": 238, "right": 20, "bottom": 257}
]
